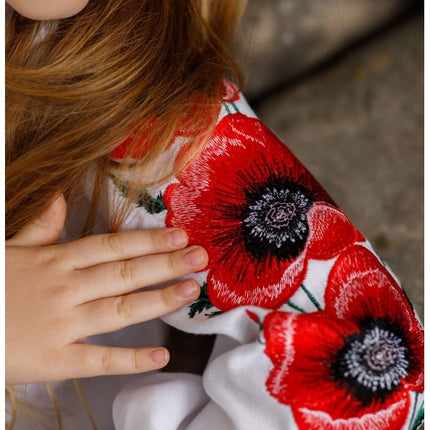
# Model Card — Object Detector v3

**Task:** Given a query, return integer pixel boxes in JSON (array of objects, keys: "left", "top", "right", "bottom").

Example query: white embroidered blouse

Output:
[{"left": 9, "top": 83, "right": 424, "bottom": 430}]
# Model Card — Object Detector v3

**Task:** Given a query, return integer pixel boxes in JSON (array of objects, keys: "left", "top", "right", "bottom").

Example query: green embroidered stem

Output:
[
  {"left": 257, "top": 319, "right": 266, "bottom": 345},
  {"left": 411, "top": 403, "right": 424, "bottom": 430},
  {"left": 222, "top": 102, "right": 232, "bottom": 115},
  {"left": 409, "top": 392, "right": 418, "bottom": 430},
  {"left": 300, "top": 284, "right": 322, "bottom": 311},
  {"left": 231, "top": 102, "right": 240, "bottom": 114},
  {"left": 206, "top": 310, "right": 224, "bottom": 318},
  {"left": 409, "top": 392, "right": 424, "bottom": 430},
  {"left": 109, "top": 173, "right": 166, "bottom": 214},
  {"left": 287, "top": 301, "right": 307, "bottom": 314},
  {"left": 109, "top": 172, "right": 121, "bottom": 188},
  {"left": 257, "top": 332, "right": 266, "bottom": 345}
]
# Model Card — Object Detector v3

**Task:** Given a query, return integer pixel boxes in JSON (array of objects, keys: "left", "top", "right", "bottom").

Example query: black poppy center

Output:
[
  {"left": 333, "top": 319, "right": 409, "bottom": 404},
  {"left": 242, "top": 181, "right": 313, "bottom": 261}
]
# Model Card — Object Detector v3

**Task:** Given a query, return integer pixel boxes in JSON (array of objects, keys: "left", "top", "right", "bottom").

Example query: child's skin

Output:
[
  {"left": 6, "top": 196, "right": 207, "bottom": 384},
  {"left": 6, "top": 0, "right": 90, "bottom": 20},
  {"left": 5, "top": 1, "right": 208, "bottom": 385}
]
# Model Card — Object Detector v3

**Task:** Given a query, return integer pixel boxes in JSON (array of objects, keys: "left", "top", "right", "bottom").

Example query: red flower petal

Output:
[
  {"left": 169, "top": 114, "right": 334, "bottom": 210},
  {"left": 111, "top": 134, "right": 135, "bottom": 160},
  {"left": 263, "top": 312, "right": 365, "bottom": 414},
  {"left": 325, "top": 246, "right": 415, "bottom": 330},
  {"left": 263, "top": 312, "right": 292, "bottom": 367},
  {"left": 293, "top": 395, "right": 409, "bottom": 430},
  {"left": 207, "top": 254, "right": 306, "bottom": 310},
  {"left": 404, "top": 327, "right": 425, "bottom": 392},
  {"left": 305, "top": 202, "right": 364, "bottom": 260},
  {"left": 245, "top": 310, "right": 260, "bottom": 324},
  {"left": 165, "top": 114, "right": 340, "bottom": 311},
  {"left": 164, "top": 186, "right": 211, "bottom": 269}
]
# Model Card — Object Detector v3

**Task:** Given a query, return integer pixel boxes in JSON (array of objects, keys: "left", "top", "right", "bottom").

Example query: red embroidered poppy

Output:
[
  {"left": 164, "top": 114, "right": 363, "bottom": 311},
  {"left": 263, "top": 245, "right": 423, "bottom": 430}
]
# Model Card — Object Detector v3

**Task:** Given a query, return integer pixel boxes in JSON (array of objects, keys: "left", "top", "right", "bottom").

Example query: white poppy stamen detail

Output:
[
  {"left": 335, "top": 322, "right": 409, "bottom": 400},
  {"left": 243, "top": 185, "right": 312, "bottom": 260}
]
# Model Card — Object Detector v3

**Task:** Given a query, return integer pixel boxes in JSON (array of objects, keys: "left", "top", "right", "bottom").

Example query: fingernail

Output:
[
  {"left": 167, "top": 229, "right": 187, "bottom": 247},
  {"left": 177, "top": 281, "right": 198, "bottom": 299},
  {"left": 150, "top": 348, "right": 169, "bottom": 365},
  {"left": 184, "top": 247, "right": 206, "bottom": 267}
]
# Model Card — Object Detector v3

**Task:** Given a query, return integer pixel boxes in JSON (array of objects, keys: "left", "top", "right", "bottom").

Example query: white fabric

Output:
[{"left": 113, "top": 373, "right": 209, "bottom": 430}]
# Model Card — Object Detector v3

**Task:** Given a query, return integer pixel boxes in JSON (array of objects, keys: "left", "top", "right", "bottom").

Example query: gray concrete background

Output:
[
  {"left": 236, "top": 0, "right": 421, "bottom": 98},
  {"left": 249, "top": 10, "right": 424, "bottom": 320}
]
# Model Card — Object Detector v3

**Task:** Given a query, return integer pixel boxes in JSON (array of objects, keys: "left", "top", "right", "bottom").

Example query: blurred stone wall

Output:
[{"left": 234, "top": 0, "right": 421, "bottom": 99}]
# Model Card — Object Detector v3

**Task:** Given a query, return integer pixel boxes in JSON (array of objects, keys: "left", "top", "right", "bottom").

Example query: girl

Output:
[
  {"left": 6, "top": 0, "right": 243, "bottom": 427},
  {"left": 6, "top": 1, "right": 423, "bottom": 429}
]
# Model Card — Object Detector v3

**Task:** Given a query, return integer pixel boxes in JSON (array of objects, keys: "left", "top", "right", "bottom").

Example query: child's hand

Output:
[{"left": 6, "top": 195, "right": 207, "bottom": 384}]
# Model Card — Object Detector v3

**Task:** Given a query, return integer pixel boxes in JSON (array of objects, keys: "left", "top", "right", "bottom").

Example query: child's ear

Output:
[{"left": 6, "top": 0, "right": 89, "bottom": 21}]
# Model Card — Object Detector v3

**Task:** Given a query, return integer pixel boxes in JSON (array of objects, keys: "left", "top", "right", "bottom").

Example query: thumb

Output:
[{"left": 8, "top": 194, "right": 67, "bottom": 247}]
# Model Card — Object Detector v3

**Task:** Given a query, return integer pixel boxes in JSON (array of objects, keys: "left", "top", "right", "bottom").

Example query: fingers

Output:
[
  {"left": 75, "top": 279, "right": 200, "bottom": 337},
  {"left": 61, "top": 228, "right": 189, "bottom": 269},
  {"left": 7, "top": 194, "right": 67, "bottom": 247},
  {"left": 62, "top": 344, "right": 170, "bottom": 379},
  {"left": 73, "top": 245, "right": 208, "bottom": 303}
]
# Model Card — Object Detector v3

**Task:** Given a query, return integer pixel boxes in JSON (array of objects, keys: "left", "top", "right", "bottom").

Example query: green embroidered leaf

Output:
[
  {"left": 188, "top": 299, "right": 214, "bottom": 319},
  {"left": 109, "top": 173, "right": 166, "bottom": 214},
  {"left": 136, "top": 190, "right": 166, "bottom": 214},
  {"left": 188, "top": 282, "right": 216, "bottom": 318}
]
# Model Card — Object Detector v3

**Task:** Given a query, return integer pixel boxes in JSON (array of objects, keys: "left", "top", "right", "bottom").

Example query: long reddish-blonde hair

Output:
[
  {"left": 6, "top": 0, "right": 245, "bottom": 239},
  {"left": 6, "top": 1, "right": 245, "bottom": 428}
]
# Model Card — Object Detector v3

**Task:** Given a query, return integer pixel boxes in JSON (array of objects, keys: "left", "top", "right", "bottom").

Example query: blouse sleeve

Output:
[{"left": 110, "top": 84, "right": 423, "bottom": 430}]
